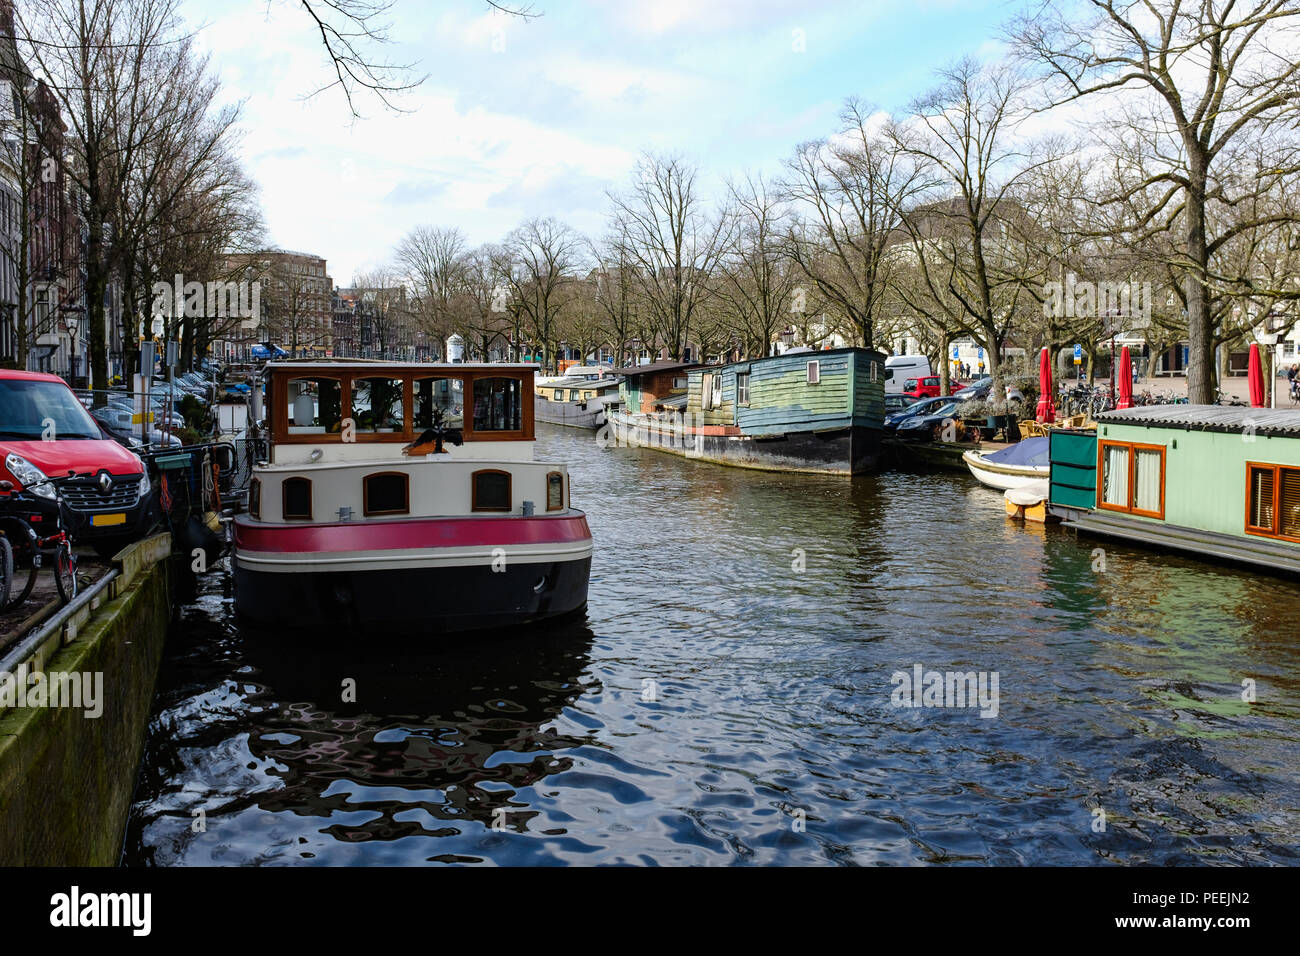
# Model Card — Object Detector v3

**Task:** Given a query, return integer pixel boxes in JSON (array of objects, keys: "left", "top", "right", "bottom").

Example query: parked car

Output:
[
  {"left": 902, "top": 376, "right": 949, "bottom": 400},
  {"left": 884, "top": 395, "right": 955, "bottom": 432},
  {"left": 0, "top": 370, "right": 160, "bottom": 557},
  {"left": 884, "top": 393, "right": 917, "bottom": 413},
  {"left": 894, "top": 400, "right": 964, "bottom": 441}
]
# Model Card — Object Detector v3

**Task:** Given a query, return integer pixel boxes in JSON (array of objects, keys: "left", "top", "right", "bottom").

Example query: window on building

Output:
[
  {"left": 1098, "top": 441, "right": 1165, "bottom": 518},
  {"left": 736, "top": 372, "right": 751, "bottom": 406},
  {"left": 472, "top": 469, "right": 512, "bottom": 512},
  {"left": 1246, "top": 463, "right": 1300, "bottom": 540},
  {"left": 364, "top": 472, "right": 409, "bottom": 516},
  {"left": 807, "top": 361, "right": 820, "bottom": 384},
  {"left": 282, "top": 477, "right": 313, "bottom": 521}
]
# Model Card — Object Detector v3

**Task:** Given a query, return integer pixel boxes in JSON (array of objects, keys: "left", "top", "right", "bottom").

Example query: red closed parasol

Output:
[
  {"left": 1036, "top": 347, "right": 1056, "bottom": 424},
  {"left": 1248, "top": 343, "right": 1266, "bottom": 408},
  {"left": 1117, "top": 346, "right": 1133, "bottom": 409}
]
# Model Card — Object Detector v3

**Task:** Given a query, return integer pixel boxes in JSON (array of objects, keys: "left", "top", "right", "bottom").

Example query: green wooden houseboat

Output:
[
  {"left": 1047, "top": 405, "right": 1300, "bottom": 574},
  {"left": 604, "top": 348, "right": 886, "bottom": 474}
]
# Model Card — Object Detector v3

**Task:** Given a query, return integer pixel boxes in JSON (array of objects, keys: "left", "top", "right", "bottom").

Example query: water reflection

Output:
[{"left": 125, "top": 424, "right": 1300, "bottom": 866}]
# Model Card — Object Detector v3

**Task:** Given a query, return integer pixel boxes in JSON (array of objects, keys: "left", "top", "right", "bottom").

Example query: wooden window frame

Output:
[
  {"left": 471, "top": 468, "right": 513, "bottom": 513},
  {"left": 1096, "top": 440, "right": 1166, "bottom": 519},
  {"left": 546, "top": 471, "right": 565, "bottom": 512},
  {"left": 282, "top": 476, "right": 313, "bottom": 522},
  {"left": 467, "top": 375, "right": 531, "bottom": 441},
  {"left": 807, "top": 360, "right": 820, "bottom": 384},
  {"left": 736, "top": 371, "right": 750, "bottom": 407},
  {"left": 1244, "top": 461, "right": 1300, "bottom": 543},
  {"left": 270, "top": 367, "right": 533, "bottom": 445},
  {"left": 412, "top": 375, "right": 466, "bottom": 431},
  {"left": 363, "top": 471, "right": 410, "bottom": 517}
]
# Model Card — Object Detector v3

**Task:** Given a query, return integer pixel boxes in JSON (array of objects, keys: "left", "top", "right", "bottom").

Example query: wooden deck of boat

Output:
[{"left": 1062, "top": 510, "right": 1300, "bottom": 576}]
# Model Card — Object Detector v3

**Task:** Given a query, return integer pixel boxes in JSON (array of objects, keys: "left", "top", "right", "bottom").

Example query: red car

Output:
[
  {"left": 903, "top": 376, "right": 971, "bottom": 401},
  {"left": 0, "top": 370, "right": 158, "bottom": 557}
]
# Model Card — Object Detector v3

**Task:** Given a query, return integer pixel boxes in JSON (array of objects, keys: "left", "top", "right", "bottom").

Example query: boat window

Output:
[
  {"left": 1246, "top": 463, "right": 1300, "bottom": 540},
  {"left": 1099, "top": 441, "right": 1164, "bottom": 519},
  {"left": 414, "top": 376, "right": 464, "bottom": 428},
  {"left": 282, "top": 477, "right": 313, "bottom": 521},
  {"left": 364, "top": 472, "right": 409, "bottom": 516},
  {"left": 711, "top": 373, "right": 723, "bottom": 407},
  {"left": 352, "top": 377, "right": 405, "bottom": 433},
  {"left": 473, "top": 377, "right": 522, "bottom": 431},
  {"left": 248, "top": 478, "right": 261, "bottom": 520},
  {"left": 736, "top": 372, "right": 750, "bottom": 406},
  {"left": 569, "top": 389, "right": 580, "bottom": 402},
  {"left": 1248, "top": 466, "right": 1276, "bottom": 532},
  {"left": 547, "top": 471, "right": 564, "bottom": 511},
  {"left": 472, "top": 469, "right": 512, "bottom": 512},
  {"left": 286, "top": 377, "right": 342, "bottom": 434},
  {"left": 807, "top": 361, "right": 820, "bottom": 384}
]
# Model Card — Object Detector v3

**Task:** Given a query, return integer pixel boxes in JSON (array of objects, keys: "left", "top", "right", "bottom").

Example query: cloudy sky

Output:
[{"left": 185, "top": 0, "right": 1026, "bottom": 283}]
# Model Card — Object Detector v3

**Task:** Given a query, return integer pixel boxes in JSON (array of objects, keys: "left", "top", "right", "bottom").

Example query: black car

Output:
[
  {"left": 884, "top": 395, "right": 956, "bottom": 432},
  {"left": 894, "top": 400, "right": 964, "bottom": 441}
]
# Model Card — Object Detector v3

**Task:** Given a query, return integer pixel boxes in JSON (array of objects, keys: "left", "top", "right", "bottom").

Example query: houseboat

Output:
[
  {"left": 604, "top": 348, "right": 887, "bottom": 475},
  {"left": 1047, "top": 405, "right": 1300, "bottom": 575},
  {"left": 231, "top": 360, "right": 593, "bottom": 632},
  {"left": 534, "top": 373, "right": 623, "bottom": 429}
]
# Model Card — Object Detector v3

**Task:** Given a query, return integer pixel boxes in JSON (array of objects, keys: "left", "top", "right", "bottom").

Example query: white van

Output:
[{"left": 884, "top": 355, "right": 932, "bottom": 394}]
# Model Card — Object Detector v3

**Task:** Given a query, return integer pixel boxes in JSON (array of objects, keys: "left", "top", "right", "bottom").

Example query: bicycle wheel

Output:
[
  {"left": 0, "top": 536, "right": 11, "bottom": 612},
  {"left": 1, "top": 551, "right": 36, "bottom": 613},
  {"left": 54, "top": 542, "right": 78, "bottom": 604}
]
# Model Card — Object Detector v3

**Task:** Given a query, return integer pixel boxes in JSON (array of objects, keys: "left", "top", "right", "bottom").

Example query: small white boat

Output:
[{"left": 963, "top": 437, "right": 1050, "bottom": 491}]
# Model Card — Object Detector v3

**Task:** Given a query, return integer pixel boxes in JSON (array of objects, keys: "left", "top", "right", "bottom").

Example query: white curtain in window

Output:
[
  {"left": 1103, "top": 445, "right": 1130, "bottom": 507},
  {"left": 1133, "top": 448, "right": 1162, "bottom": 513}
]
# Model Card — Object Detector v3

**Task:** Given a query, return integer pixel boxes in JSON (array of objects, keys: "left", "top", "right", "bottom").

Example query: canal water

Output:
[{"left": 123, "top": 426, "right": 1300, "bottom": 865}]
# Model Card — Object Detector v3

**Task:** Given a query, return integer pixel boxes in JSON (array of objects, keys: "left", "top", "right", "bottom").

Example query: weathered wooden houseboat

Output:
[
  {"left": 232, "top": 360, "right": 593, "bottom": 632},
  {"left": 605, "top": 348, "right": 886, "bottom": 475},
  {"left": 1047, "top": 405, "right": 1300, "bottom": 574},
  {"left": 534, "top": 373, "right": 622, "bottom": 429}
]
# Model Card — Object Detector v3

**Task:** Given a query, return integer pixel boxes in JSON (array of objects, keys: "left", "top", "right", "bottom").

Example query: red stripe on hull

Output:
[{"left": 234, "top": 512, "right": 592, "bottom": 554}]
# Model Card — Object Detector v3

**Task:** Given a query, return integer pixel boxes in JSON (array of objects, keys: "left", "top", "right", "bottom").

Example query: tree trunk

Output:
[{"left": 1185, "top": 157, "right": 1214, "bottom": 404}]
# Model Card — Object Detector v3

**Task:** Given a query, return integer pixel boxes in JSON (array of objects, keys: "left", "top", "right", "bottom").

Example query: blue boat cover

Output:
[{"left": 984, "top": 436, "right": 1050, "bottom": 467}]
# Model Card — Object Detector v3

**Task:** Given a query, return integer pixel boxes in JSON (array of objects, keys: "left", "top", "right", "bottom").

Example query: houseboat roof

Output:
[
  {"left": 1096, "top": 404, "right": 1300, "bottom": 438},
  {"left": 264, "top": 360, "right": 541, "bottom": 372},
  {"left": 617, "top": 361, "right": 704, "bottom": 377}
]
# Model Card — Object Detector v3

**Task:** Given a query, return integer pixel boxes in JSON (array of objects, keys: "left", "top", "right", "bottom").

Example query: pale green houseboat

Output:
[{"left": 1048, "top": 405, "right": 1300, "bottom": 574}]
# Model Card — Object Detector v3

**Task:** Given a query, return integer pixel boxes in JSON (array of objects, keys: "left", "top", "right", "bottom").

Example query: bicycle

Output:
[{"left": 0, "top": 473, "right": 81, "bottom": 613}]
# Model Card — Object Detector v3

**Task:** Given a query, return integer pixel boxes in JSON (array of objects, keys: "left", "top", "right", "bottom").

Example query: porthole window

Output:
[
  {"left": 364, "top": 472, "right": 409, "bottom": 516},
  {"left": 547, "top": 471, "right": 564, "bottom": 511},
  {"left": 472, "top": 469, "right": 512, "bottom": 512},
  {"left": 282, "top": 476, "right": 312, "bottom": 521}
]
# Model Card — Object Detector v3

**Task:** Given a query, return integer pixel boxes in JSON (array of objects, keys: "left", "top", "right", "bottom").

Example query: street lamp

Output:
[{"left": 781, "top": 328, "right": 795, "bottom": 350}]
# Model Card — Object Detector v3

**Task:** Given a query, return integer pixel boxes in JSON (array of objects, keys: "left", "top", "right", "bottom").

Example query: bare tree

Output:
[
  {"left": 716, "top": 172, "right": 798, "bottom": 358},
  {"left": 607, "top": 152, "right": 732, "bottom": 361},
  {"left": 780, "top": 99, "right": 933, "bottom": 351},
  {"left": 1011, "top": 0, "right": 1300, "bottom": 402},
  {"left": 496, "top": 216, "right": 578, "bottom": 373}
]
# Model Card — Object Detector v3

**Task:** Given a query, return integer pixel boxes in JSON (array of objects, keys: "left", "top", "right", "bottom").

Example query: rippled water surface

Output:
[{"left": 124, "top": 426, "right": 1300, "bottom": 865}]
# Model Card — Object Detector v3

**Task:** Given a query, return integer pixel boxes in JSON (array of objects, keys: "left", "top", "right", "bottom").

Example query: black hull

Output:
[
  {"left": 234, "top": 556, "right": 592, "bottom": 635},
  {"left": 611, "top": 420, "right": 883, "bottom": 474}
]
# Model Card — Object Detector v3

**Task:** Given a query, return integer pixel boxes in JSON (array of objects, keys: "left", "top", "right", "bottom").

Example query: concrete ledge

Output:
[{"left": 0, "top": 536, "right": 172, "bottom": 866}]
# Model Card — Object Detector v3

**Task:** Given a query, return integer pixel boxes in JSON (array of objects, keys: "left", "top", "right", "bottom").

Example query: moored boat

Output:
[
  {"left": 604, "top": 347, "right": 886, "bottom": 475},
  {"left": 963, "top": 437, "right": 1051, "bottom": 491},
  {"left": 232, "top": 360, "right": 593, "bottom": 632},
  {"left": 534, "top": 373, "right": 622, "bottom": 429}
]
